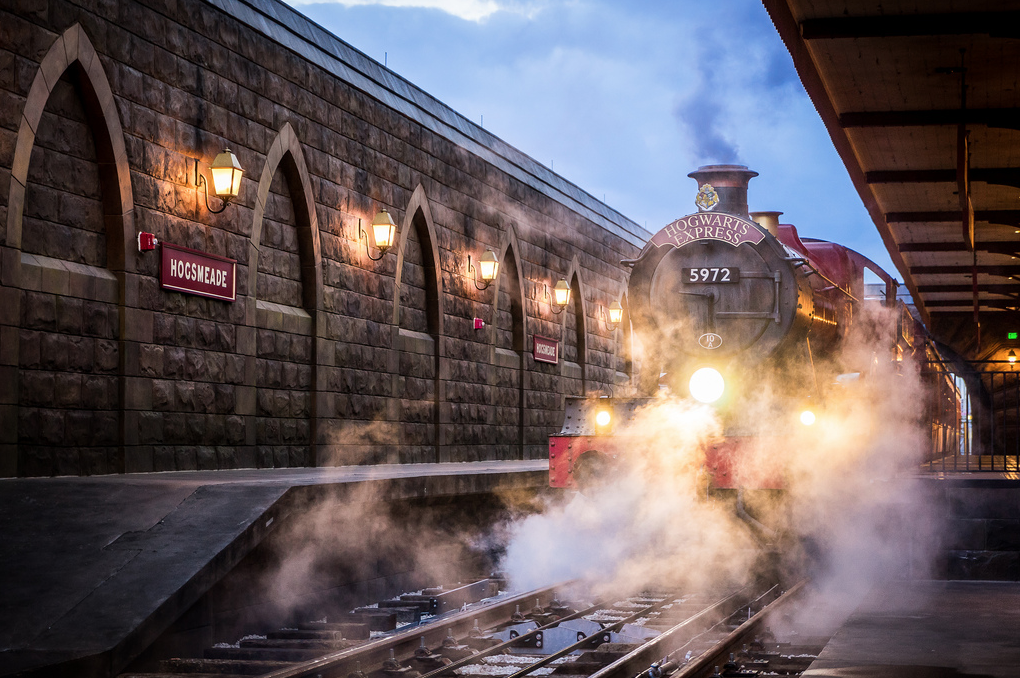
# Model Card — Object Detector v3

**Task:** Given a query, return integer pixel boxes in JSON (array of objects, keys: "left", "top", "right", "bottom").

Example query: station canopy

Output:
[{"left": 765, "top": 0, "right": 1020, "bottom": 361}]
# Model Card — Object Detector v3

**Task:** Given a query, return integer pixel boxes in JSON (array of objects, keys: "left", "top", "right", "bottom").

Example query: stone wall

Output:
[{"left": 0, "top": 0, "right": 648, "bottom": 476}]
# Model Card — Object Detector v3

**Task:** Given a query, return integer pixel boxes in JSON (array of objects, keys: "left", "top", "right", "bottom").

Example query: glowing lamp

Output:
[
  {"left": 800, "top": 410, "right": 816, "bottom": 426},
  {"left": 360, "top": 209, "right": 397, "bottom": 261},
  {"left": 210, "top": 149, "right": 243, "bottom": 198},
  {"left": 372, "top": 209, "right": 397, "bottom": 250},
  {"left": 196, "top": 149, "right": 243, "bottom": 213},
  {"left": 607, "top": 301, "right": 624, "bottom": 329},
  {"left": 552, "top": 279, "right": 571, "bottom": 308},
  {"left": 468, "top": 249, "right": 499, "bottom": 290},
  {"left": 595, "top": 409, "right": 612, "bottom": 428},
  {"left": 689, "top": 367, "right": 724, "bottom": 404},
  {"left": 478, "top": 249, "right": 499, "bottom": 282},
  {"left": 1009, "top": 350, "right": 1017, "bottom": 365}
]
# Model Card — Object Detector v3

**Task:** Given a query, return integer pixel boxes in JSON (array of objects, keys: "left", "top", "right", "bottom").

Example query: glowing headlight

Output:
[
  {"left": 595, "top": 409, "right": 612, "bottom": 427},
  {"left": 800, "top": 410, "right": 816, "bottom": 426},
  {"left": 689, "top": 367, "right": 725, "bottom": 404}
]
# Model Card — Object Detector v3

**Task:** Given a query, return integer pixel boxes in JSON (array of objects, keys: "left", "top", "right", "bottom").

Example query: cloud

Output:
[
  {"left": 286, "top": 0, "right": 539, "bottom": 22},
  {"left": 285, "top": 0, "right": 900, "bottom": 278}
]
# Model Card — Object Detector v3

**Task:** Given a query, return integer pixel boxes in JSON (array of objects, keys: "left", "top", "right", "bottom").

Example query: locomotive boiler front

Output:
[{"left": 627, "top": 165, "right": 847, "bottom": 398}]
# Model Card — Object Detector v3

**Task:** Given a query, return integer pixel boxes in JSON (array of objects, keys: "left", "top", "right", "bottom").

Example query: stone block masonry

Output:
[{"left": 0, "top": 0, "right": 649, "bottom": 476}]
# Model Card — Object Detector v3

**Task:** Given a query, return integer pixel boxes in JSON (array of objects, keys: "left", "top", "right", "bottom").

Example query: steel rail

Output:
[
  {"left": 585, "top": 587, "right": 752, "bottom": 678},
  {"left": 501, "top": 593, "right": 681, "bottom": 678},
  {"left": 415, "top": 600, "right": 606, "bottom": 678},
  {"left": 261, "top": 584, "right": 563, "bottom": 678},
  {"left": 667, "top": 580, "right": 807, "bottom": 678}
]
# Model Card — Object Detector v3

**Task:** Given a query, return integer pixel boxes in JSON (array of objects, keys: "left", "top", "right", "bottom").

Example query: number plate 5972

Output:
[{"left": 682, "top": 267, "right": 740, "bottom": 283}]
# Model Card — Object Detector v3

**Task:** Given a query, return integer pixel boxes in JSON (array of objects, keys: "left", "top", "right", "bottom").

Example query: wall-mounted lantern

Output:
[
  {"left": 549, "top": 278, "right": 571, "bottom": 314},
  {"left": 1010, "top": 349, "right": 1017, "bottom": 365},
  {"left": 360, "top": 209, "right": 397, "bottom": 261},
  {"left": 197, "top": 149, "right": 244, "bottom": 213},
  {"left": 468, "top": 249, "right": 499, "bottom": 290},
  {"left": 604, "top": 301, "right": 623, "bottom": 330}
]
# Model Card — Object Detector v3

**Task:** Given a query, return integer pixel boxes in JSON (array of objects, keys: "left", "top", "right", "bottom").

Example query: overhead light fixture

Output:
[
  {"left": 467, "top": 249, "right": 499, "bottom": 290},
  {"left": 360, "top": 209, "right": 396, "bottom": 261},
  {"left": 196, "top": 149, "right": 243, "bottom": 213},
  {"left": 1009, "top": 349, "right": 1017, "bottom": 365}
]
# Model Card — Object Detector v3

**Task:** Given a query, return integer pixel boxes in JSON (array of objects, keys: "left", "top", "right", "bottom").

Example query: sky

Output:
[{"left": 284, "top": 0, "right": 899, "bottom": 278}]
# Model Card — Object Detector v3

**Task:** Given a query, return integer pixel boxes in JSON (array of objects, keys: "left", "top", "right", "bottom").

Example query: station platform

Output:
[
  {"left": 804, "top": 580, "right": 1020, "bottom": 678},
  {"left": 0, "top": 461, "right": 548, "bottom": 678}
]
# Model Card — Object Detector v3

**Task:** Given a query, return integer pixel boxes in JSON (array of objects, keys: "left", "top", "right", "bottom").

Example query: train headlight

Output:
[
  {"left": 595, "top": 409, "right": 612, "bottom": 428},
  {"left": 689, "top": 367, "right": 725, "bottom": 404},
  {"left": 800, "top": 410, "right": 816, "bottom": 426}
]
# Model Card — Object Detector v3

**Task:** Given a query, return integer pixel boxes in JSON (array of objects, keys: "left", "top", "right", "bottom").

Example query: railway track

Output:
[{"left": 121, "top": 578, "right": 827, "bottom": 678}]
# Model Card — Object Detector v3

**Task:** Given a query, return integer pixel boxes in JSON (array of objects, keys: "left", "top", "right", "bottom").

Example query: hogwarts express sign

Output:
[{"left": 160, "top": 242, "right": 237, "bottom": 301}]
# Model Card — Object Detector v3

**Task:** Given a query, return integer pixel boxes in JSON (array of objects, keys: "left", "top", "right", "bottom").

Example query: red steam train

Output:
[{"left": 549, "top": 165, "right": 921, "bottom": 490}]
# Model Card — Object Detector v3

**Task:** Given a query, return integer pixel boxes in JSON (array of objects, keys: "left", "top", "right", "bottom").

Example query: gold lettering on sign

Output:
[{"left": 649, "top": 213, "right": 766, "bottom": 251}]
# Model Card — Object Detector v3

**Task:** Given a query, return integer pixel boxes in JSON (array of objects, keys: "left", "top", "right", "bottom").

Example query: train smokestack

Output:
[
  {"left": 687, "top": 165, "right": 758, "bottom": 219},
  {"left": 749, "top": 211, "right": 783, "bottom": 237}
]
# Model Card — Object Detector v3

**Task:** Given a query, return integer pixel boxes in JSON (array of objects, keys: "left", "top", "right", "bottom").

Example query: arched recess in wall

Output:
[
  {"left": 4, "top": 24, "right": 133, "bottom": 476},
  {"left": 489, "top": 224, "right": 527, "bottom": 460},
  {"left": 246, "top": 122, "right": 323, "bottom": 469},
  {"left": 560, "top": 257, "right": 587, "bottom": 397},
  {"left": 391, "top": 184, "right": 443, "bottom": 463}
]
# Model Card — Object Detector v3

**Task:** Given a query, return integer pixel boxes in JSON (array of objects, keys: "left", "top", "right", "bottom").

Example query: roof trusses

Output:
[{"left": 764, "top": 0, "right": 1020, "bottom": 357}]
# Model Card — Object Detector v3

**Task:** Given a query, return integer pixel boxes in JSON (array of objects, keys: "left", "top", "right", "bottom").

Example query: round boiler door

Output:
[{"left": 649, "top": 240, "right": 776, "bottom": 360}]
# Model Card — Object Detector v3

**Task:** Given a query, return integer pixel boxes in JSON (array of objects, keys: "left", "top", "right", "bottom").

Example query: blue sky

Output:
[{"left": 285, "top": 0, "right": 898, "bottom": 278}]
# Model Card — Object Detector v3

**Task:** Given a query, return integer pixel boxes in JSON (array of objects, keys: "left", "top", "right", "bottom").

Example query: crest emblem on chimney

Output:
[{"left": 695, "top": 183, "right": 720, "bottom": 211}]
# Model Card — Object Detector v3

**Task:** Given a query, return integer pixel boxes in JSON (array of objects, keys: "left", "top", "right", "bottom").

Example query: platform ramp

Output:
[{"left": 0, "top": 462, "right": 547, "bottom": 677}]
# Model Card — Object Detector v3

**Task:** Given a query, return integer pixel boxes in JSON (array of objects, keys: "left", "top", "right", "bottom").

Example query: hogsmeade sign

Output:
[
  {"left": 160, "top": 242, "right": 237, "bottom": 302},
  {"left": 533, "top": 335, "right": 559, "bottom": 364},
  {"left": 651, "top": 212, "right": 765, "bottom": 250}
]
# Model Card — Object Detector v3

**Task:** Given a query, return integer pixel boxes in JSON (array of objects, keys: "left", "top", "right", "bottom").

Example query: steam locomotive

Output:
[{"left": 549, "top": 165, "right": 920, "bottom": 489}]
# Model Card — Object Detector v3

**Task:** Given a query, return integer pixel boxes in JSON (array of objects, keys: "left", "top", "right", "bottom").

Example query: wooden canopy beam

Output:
[
  {"left": 867, "top": 168, "right": 1020, "bottom": 188},
  {"left": 910, "top": 265, "right": 1020, "bottom": 276},
  {"left": 839, "top": 109, "right": 1020, "bottom": 131},
  {"left": 801, "top": 13, "right": 1020, "bottom": 40},
  {"left": 898, "top": 242, "right": 1020, "bottom": 254},
  {"left": 886, "top": 210, "right": 1020, "bottom": 223}
]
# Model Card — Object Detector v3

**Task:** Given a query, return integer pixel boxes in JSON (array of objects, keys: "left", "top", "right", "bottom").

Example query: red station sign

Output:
[
  {"left": 160, "top": 242, "right": 237, "bottom": 302},
  {"left": 533, "top": 335, "right": 559, "bottom": 364}
]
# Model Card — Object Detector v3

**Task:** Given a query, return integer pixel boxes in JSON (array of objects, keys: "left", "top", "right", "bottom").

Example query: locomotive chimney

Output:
[
  {"left": 687, "top": 164, "right": 758, "bottom": 218},
  {"left": 749, "top": 211, "right": 782, "bottom": 237}
]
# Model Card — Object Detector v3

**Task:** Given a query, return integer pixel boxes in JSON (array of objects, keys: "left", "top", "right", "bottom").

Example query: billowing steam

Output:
[
  {"left": 244, "top": 292, "right": 934, "bottom": 641},
  {"left": 502, "top": 400, "right": 758, "bottom": 598},
  {"left": 500, "top": 300, "right": 936, "bottom": 626}
]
